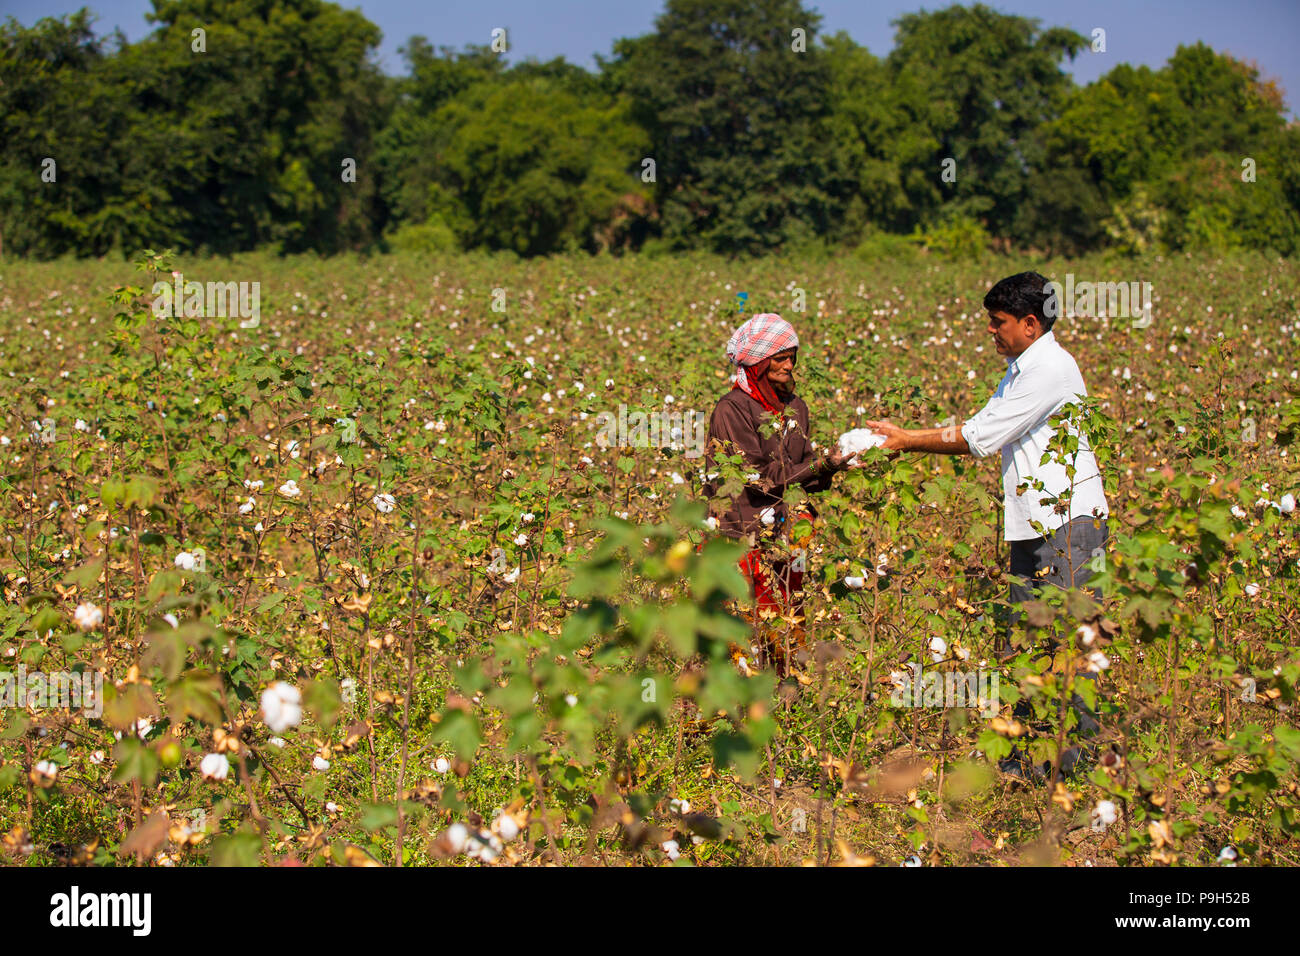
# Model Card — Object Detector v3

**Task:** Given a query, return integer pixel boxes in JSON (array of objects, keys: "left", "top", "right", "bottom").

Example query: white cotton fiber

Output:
[{"left": 837, "top": 428, "right": 886, "bottom": 463}]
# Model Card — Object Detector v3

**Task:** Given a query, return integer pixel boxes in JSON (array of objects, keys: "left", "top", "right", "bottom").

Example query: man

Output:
[{"left": 866, "top": 271, "right": 1109, "bottom": 779}]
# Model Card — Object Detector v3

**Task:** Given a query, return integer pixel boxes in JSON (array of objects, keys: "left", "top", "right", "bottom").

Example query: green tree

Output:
[
  {"left": 0, "top": 12, "right": 153, "bottom": 257},
  {"left": 373, "top": 41, "right": 504, "bottom": 229},
  {"left": 1041, "top": 44, "right": 1300, "bottom": 255},
  {"left": 822, "top": 31, "right": 919, "bottom": 236},
  {"left": 140, "top": 0, "right": 390, "bottom": 253},
  {"left": 883, "top": 4, "right": 1086, "bottom": 235},
  {"left": 425, "top": 77, "right": 650, "bottom": 255},
  {"left": 602, "top": 0, "right": 847, "bottom": 256}
]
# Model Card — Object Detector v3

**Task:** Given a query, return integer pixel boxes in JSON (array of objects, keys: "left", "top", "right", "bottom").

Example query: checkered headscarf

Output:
[
  {"left": 726, "top": 313, "right": 798, "bottom": 370},
  {"left": 725, "top": 313, "right": 799, "bottom": 412}
]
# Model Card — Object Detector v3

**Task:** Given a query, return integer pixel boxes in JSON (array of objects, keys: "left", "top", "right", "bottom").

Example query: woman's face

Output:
[{"left": 766, "top": 349, "right": 797, "bottom": 389}]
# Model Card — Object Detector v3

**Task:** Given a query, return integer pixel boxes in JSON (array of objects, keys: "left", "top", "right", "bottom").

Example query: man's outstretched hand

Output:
[{"left": 865, "top": 419, "right": 908, "bottom": 455}]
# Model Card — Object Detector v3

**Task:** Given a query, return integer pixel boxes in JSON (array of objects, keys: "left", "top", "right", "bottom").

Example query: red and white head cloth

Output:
[{"left": 725, "top": 313, "right": 799, "bottom": 407}]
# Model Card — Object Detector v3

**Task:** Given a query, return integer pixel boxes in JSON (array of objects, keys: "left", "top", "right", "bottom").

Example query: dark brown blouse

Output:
[{"left": 702, "top": 388, "right": 834, "bottom": 541}]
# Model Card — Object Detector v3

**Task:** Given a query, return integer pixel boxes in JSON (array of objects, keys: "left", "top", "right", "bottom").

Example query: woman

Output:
[{"left": 702, "top": 313, "right": 852, "bottom": 675}]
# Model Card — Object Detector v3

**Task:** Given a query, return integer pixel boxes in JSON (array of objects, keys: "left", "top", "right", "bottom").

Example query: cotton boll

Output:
[
  {"left": 261, "top": 681, "right": 303, "bottom": 734},
  {"left": 432, "top": 757, "right": 450, "bottom": 774},
  {"left": 837, "top": 428, "right": 886, "bottom": 464},
  {"left": 844, "top": 574, "right": 865, "bottom": 589},
  {"left": 1091, "top": 799, "right": 1118, "bottom": 832},
  {"left": 444, "top": 823, "right": 469, "bottom": 854},
  {"left": 494, "top": 814, "right": 521, "bottom": 842},
  {"left": 73, "top": 602, "right": 103, "bottom": 631},
  {"left": 312, "top": 755, "right": 330, "bottom": 771},
  {"left": 200, "top": 753, "right": 229, "bottom": 781},
  {"left": 662, "top": 839, "right": 681, "bottom": 860},
  {"left": 759, "top": 507, "right": 776, "bottom": 527},
  {"left": 1244, "top": 582, "right": 1260, "bottom": 597},
  {"left": 928, "top": 636, "right": 947, "bottom": 662},
  {"left": 1281, "top": 494, "right": 1296, "bottom": 514}
]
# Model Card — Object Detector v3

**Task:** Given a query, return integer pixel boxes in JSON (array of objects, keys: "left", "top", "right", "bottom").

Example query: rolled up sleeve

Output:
[{"left": 961, "top": 418, "right": 994, "bottom": 459}]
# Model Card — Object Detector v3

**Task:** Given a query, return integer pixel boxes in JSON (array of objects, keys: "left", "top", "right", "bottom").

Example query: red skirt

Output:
[{"left": 738, "top": 548, "right": 804, "bottom": 616}]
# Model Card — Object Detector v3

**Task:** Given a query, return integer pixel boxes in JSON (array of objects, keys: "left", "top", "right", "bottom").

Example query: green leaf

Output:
[
  {"left": 433, "top": 708, "right": 480, "bottom": 761},
  {"left": 976, "top": 728, "right": 1014, "bottom": 762},
  {"left": 304, "top": 677, "right": 342, "bottom": 729},
  {"left": 111, "top": 738, "right": 160, "bottom": 787},
  {"left": 168, "top": 670, "right": 224, "bottom": 725},
  {"left": 360, "top": 802, "right": 399, "bottom": 831},
  {"left": 209, "top": 827, "right": 263, "bottom": 866}
]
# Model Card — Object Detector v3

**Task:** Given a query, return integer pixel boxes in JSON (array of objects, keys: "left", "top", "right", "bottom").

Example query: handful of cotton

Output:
[{"left": 837, "top": 428, "right": 887, "bottom": 466}]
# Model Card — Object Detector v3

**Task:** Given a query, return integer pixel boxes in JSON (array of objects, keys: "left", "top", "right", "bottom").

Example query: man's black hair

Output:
[{"left": 983, "top": 271, "right": 1057, "bottom": 333}]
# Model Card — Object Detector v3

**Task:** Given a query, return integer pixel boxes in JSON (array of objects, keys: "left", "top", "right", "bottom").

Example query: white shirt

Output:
[{"left": 961, "top": 331, "right": 1109, "bottom": 541}]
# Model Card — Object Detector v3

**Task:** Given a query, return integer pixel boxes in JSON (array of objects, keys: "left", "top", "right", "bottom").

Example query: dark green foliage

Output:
[
  {"left": 602, "top": 0, "right": 848, "bottom": 256},
  {"left": 0, "top": 3, "right": 1296, "bottom": 259}
]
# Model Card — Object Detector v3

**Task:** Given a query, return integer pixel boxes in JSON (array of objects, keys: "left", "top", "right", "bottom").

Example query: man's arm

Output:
[{"left": 864, "top": 420, "right": 970, "bottom": 455}]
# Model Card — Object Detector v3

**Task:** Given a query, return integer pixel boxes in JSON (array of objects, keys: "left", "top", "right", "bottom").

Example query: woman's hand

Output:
[{"left": 823, "top": 446, "right": 852, "bottom": 471}]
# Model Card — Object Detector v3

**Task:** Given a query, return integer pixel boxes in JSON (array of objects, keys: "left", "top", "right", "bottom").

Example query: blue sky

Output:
[{"left": 4, "top": 0, "right": 1297, "bottom": 115}]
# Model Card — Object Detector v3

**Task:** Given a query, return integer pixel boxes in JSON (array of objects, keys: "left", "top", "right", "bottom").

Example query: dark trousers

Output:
[
  {"left": 1003, "top": 516, "right": 1109, "bottom": 653},
  {"left": 1001, "top": 517, "right": 1109, "bottom": 774}
]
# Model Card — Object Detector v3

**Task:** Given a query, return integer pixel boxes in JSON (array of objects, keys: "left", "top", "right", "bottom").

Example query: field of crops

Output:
[{"left": 0, "top": 248, "right": 1297, "bottom": 867}]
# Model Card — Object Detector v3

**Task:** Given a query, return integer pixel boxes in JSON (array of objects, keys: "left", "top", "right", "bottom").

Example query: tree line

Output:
[{"left": 2, "top": 0, "right": 1297, "bottom": 259}]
